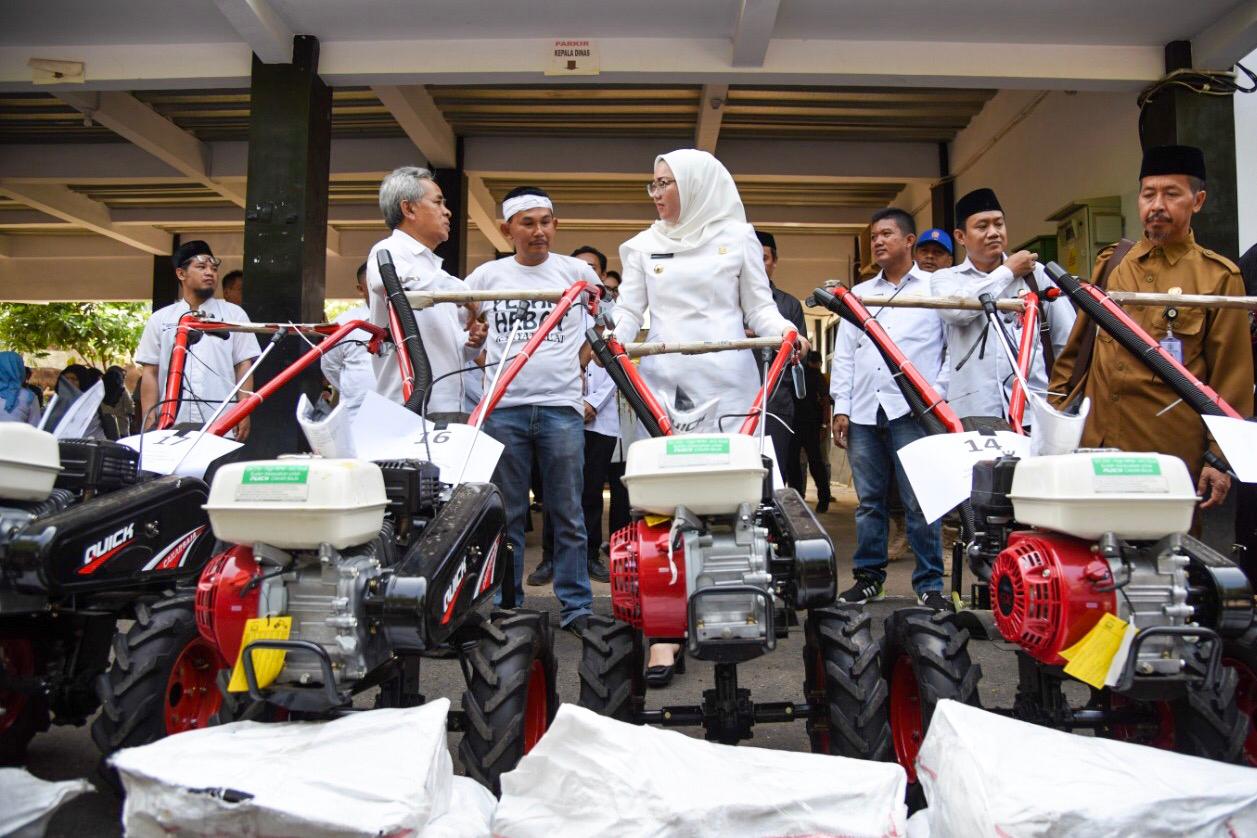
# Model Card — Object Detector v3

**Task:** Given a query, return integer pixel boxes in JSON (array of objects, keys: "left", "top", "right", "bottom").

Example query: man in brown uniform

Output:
[{"left": 1051, "top": 144, "right": 1254, "bottom": 510}]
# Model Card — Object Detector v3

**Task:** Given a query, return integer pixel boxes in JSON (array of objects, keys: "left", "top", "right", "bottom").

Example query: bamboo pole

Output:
[{"left": 623, "top": 337, "right": 783, "bottom": 357}]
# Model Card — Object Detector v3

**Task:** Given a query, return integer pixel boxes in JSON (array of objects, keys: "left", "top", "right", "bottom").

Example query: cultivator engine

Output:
[{"left": 971, "top": 451, "right": 1251, "bottom": 688}]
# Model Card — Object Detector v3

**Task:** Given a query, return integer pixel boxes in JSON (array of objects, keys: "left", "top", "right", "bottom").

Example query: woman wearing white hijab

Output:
[
  {"left": 612, "top": 148, "right": 804, "bottom": 432},
  {"left": 611, "top": 148, "right": 806, "bottom": 684}
]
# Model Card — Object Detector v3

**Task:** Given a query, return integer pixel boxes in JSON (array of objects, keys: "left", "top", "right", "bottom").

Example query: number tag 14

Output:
[{"left": 897, "top": 431, "right": 1031, "bottom": 524}]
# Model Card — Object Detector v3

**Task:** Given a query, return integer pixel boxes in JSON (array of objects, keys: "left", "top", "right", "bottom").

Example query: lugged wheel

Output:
[
  {"left": 882, "top": 608, "right": 981, "bottom": 806},
  {"left": 91, "top": 594, "right": 226, "bottom": 757},
  {"left": 802, "top": 605, "right": 891, "bottom": 760},
  {"left": 458, "top": 609, "right": 558, "bottom": 795},
  {"left": 0, "top": 636, "right": 49, "bottom": 764},
  {"left": 577, "top": 615, "right": 643, "bottom": 721}
]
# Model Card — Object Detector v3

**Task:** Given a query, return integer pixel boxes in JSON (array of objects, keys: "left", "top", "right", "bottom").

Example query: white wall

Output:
[
  {"left": 948, "top": 90, "right": 1143, "bottom": 252},
  {"left": 1236, "top": 48, "right": 1257, "bottom": 256}
]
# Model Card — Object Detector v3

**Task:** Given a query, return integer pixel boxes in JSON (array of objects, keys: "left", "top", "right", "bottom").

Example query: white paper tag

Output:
[
  {"left": 897, "top": 431, "right": 1031, "bottom": 523},
  {"left": 1201, "top": 415, "right": 1257, "bottom": 483},
  {"left": 118, "top": 429, "right": 243, "bottom": 479},
  {"left": 350, "top": 392, "right": 502, "bottom": 484}
]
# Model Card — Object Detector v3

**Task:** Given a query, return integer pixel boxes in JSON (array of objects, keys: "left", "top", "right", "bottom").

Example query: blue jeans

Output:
[
  {"left": 484, "top": 405, "right": 592, "bottom": 625},
  {"left": 847, "top": 409, "right": 943, "bottom": 594}
]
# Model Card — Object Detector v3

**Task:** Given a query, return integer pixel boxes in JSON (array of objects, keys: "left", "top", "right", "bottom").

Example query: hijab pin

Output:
[{"left": 653, "top": 264, "right": 664, "bottom": 274}]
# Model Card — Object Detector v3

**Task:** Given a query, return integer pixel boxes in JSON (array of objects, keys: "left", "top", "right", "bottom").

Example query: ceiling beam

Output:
[
  {"left": 56, "top": 91, "right": 246, "bottom": 206},
  {"left": 694, "top": 84, "right": 729, "bottom": 153},
  {"left": 1192, "top": 1, "right": 1257, "bottom": 69},
  {"left": 731, "top": 0, "right": 782, "bottom": 67},
  {"left": 371, "top": 85, "right": 458, "bottom": 168},
  {"left": 0, "top": 180, "right": 170, "bottom": 254},
  {"left": 467, "top": 175, "right": 512, "bottom": 252},
  {"left": 212, "top": 0, "right": 294, "bottom": 64},
  {"left": 325, "top": 225, "right": 342, "bottom": 256},
  {"left": 1, "top": 38, "right": 1164, "bottom": 92},
  {"left": 0, "top": 235, "right": 9, "bottom": 258}
]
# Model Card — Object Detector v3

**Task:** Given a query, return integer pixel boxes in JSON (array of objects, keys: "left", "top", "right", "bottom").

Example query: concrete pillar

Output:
[
  {"left": 432, "top": 138, "right": 467, "bottom": 276},
  {"left": 240, "top": 35, "right": 332, "bottom": 457},
  {"left": 1140, "top": 40, "right": 1239, "bottom": 258}
]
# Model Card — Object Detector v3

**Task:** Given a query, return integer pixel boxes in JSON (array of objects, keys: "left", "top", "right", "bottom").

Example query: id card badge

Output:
[{"left": 1160, "top": 331, "right": 1183, "bottom": 364}]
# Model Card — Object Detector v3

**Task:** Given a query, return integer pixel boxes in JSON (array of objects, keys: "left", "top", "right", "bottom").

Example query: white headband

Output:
[{"left": 501, "top": 194, "right": 554, "bottom": 221}]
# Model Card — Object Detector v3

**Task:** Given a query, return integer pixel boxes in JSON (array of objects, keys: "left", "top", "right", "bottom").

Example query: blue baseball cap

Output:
[{"left": 916, "top": 228, "right": 953, "bottom": 255}]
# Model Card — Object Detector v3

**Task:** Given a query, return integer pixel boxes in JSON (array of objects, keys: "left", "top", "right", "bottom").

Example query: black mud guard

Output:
[
  {"left": 4, "top": 476, "right": 214, "bottom": 596},
  {"left": 397, "top": 481, "right": 506, "bottom": 647}
]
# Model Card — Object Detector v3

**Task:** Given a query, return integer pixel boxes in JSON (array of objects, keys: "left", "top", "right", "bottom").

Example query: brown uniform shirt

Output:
[{"left": 1049, "top": 231, "right": 1254, "bottom": 477}]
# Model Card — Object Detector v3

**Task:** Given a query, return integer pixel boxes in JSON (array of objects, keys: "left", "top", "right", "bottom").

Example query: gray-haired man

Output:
[{"left": 366, "top": 166, "right": 487, "bottom": 419}]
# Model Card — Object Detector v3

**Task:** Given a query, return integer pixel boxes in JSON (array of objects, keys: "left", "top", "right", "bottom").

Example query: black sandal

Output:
[{"left": 645, "top": 646, "right": 685, "bottom": 688}]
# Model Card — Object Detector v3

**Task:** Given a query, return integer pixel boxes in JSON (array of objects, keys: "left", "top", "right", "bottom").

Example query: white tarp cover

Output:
[
  {"left": 917, "top": 699, "right": 1257, "bottom": 838},
  {"left": 0, "top": 768, "right": 91, "bottom": 838},
  {"left": 111, "top": 699, "right": 454, "bottom": 838},
  {"left": 492, "top": 704, "right": 908, "bottom": 838},
  {"left": 424, "top": 776, "right": 495, "bottom": 838}
]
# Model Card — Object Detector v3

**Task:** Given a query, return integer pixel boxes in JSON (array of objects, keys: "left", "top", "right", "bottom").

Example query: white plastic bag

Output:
[
  {"left": 918, "top": 699, "right": 1257, "bottom": 838},
  {"left": 0, "top": 768, "right": 91, "bottom": 838},
  {"left": 296, "top": 392, "right": 355, "bottom": 458},
  {"left": 1028, "top": 392, "right": 1090, "bottom": 456},
  {"left": 424, "top": 776, "right": 495, "bottom": 838},
  {"left": 112, "top": 699, "right": 454, "bottom": 838},
  {"left": 493, "top": 704, "right": 908, "bottom": 838}
]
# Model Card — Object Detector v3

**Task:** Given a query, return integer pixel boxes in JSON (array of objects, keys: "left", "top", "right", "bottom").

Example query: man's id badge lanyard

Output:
[{"left": 1160, "top": 305, "right": 1183, "bottom": 365}]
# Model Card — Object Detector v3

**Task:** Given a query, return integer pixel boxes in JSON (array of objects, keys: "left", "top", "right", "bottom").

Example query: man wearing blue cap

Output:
[{"left": 914, "top": 228, "right": 954, "bottom": 273}]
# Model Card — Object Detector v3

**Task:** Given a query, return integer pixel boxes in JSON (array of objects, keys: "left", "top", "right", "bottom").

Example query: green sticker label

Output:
[
  {"left": 1091, "top": 457, "right": 1161, "bottom": 477},
  {"left": 241, "top": 465, "right": 310, "bottom": 485},
  {"left": 665, "top": 438, "right": 731, "bottom": 456}
]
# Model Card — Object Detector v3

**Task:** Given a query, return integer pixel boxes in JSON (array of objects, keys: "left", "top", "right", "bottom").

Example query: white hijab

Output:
[{"left": 622, "top": 149, "right": 747, "bottom": 255}]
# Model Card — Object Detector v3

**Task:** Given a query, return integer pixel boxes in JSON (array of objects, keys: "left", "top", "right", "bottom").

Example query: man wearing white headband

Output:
[
  {"left": 465, "top": 186, "right": 600, "bottom": 633},
  {"left": 366, "top": 166, "right": 487, "bottom": 419}
]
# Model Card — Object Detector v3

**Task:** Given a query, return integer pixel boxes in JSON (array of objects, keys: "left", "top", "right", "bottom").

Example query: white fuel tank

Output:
[
  {"left": 205, "top": 458, "right": 387, "bottom": 549},
  {"left": 622, "top": 433, "right": 766, "bottom": 516},
  {"left": 0, "top": 424, "right": 60, "bottom": 501},
  {"left": 1008, "top": 451, "right": 1197, "bottom": 540}
]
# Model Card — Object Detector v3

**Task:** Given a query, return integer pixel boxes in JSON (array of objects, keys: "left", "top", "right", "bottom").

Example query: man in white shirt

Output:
[
  {"left": 571, "top": 245, "right": 616, "bottom": 584},
  {"left": 365, "top": 166, "right": 487, "bottom": 420},
  {"left": 830, "top": 209, "right": 950, "bottom": 611},
  {"left": 932, "top": 188, "right": 1076, "bottom": 421},
  {"left": 465, "top": 187, "right": 598, "bottom": 632},
  {"left": 320, "top": 261, "right": 377, "bottom": 420},
  {"left": 136, "top": 240, "right": 260, "bottom": 438}
]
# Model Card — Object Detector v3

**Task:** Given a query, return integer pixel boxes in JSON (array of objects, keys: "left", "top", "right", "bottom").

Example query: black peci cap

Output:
[
  {"left": 955, "top": 188, "right": 1003, "bottom": 227},
  {"left": 171, "top": 239, "right": 214, "bottom": 269},
  {"left": 1140, "top": 144, "right": 1206, "bottom": 181},
  {"left": 755, "top": 229, "right": 777, "bottom": 251}
]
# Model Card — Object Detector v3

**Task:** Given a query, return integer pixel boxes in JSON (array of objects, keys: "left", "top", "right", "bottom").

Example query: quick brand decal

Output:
[
  {"left": 441, "top": 557, "right": 470, "bottom": 625},
  {"left": 78, "top": 522, "right": 137, "bottom": 575}
]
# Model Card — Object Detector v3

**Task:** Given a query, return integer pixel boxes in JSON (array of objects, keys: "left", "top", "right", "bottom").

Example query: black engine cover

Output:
[
  {"left": 767, "top": 487, "right": 836, "bottom": 609},
  {"left": 388, "top": 481, "right": 505, "bottom": 647},
  {"left": 3, "top": 476, "right": 215, "bottom": 595}
]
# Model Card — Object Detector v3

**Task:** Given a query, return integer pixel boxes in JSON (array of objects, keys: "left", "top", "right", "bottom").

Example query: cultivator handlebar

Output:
[
  {"left": 809, "top": 286, "right": 964, "bottom": 435},
  {"left": 157, "top": 314, "right": 392, "bottom": 434},
  {"left": 1045, "top": 262, "right": 1243, "bottom": 422}
]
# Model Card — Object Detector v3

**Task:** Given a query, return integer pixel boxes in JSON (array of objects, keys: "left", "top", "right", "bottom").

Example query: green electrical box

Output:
[
  {"left": 1012, "top": 234, "right": 1058, "bottom": 265},
  {"left": 1048, "top": 197, "right": 1124, "bottom": 277}
]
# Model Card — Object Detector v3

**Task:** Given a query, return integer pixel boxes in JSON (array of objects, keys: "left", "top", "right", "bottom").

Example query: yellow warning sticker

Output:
[
  {"left": 227, "top": 616, "right": 292, "bottom": 693},
  {"left": 643, "top": 514, "right": 672, "bottom": 527},
  {"left": 1058, "top": 613, "right": 1130, "bottom": 689}
]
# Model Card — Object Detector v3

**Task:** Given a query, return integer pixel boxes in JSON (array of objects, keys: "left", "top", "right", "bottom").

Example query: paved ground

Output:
[{"left": 27, "top": 485, "right": 1023, "bottom": 835}]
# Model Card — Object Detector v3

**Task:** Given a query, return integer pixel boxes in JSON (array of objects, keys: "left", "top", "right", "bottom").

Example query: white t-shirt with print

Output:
[
  {"left": 464, "top": 253, "right": 600, "bottom": 412},
  {"left": 134, "top": 297, "right": 260, "bottom": 426}
]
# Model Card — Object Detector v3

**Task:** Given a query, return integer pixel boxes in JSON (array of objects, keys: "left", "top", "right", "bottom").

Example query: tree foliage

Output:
[{"left": 0, "top": 302, "right": 150, "bottom": 368}]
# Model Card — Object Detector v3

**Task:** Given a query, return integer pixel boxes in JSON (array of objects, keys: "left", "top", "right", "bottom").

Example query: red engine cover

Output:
[
  {"left": 989, "top": 531, "right": 1118, "bottom": 665},
  {"left": 194, "top": 545, "right": 261, "bottom": 664},
  {"left": 609, "top": 519, "right": 688, "bottom": 638}
]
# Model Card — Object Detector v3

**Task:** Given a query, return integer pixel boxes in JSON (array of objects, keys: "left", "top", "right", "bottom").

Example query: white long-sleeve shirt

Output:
[
  {"left": 320, "top": 304, "right": 376, "bottom": 416},
  {"left": 931, "top": 255, "right": 1076, "bottom": 420},
  {"left": 366, "top": 228, "right": 479, "bottom": 415},
  {"left": 583, "top": 360, "right": 619, "bottom": 437},
  {"left": 830, "top": 267, "right": 949, "bottom": 426},
  {"left": 610, "top": 223, "right": 793, "bottom": 433}
]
